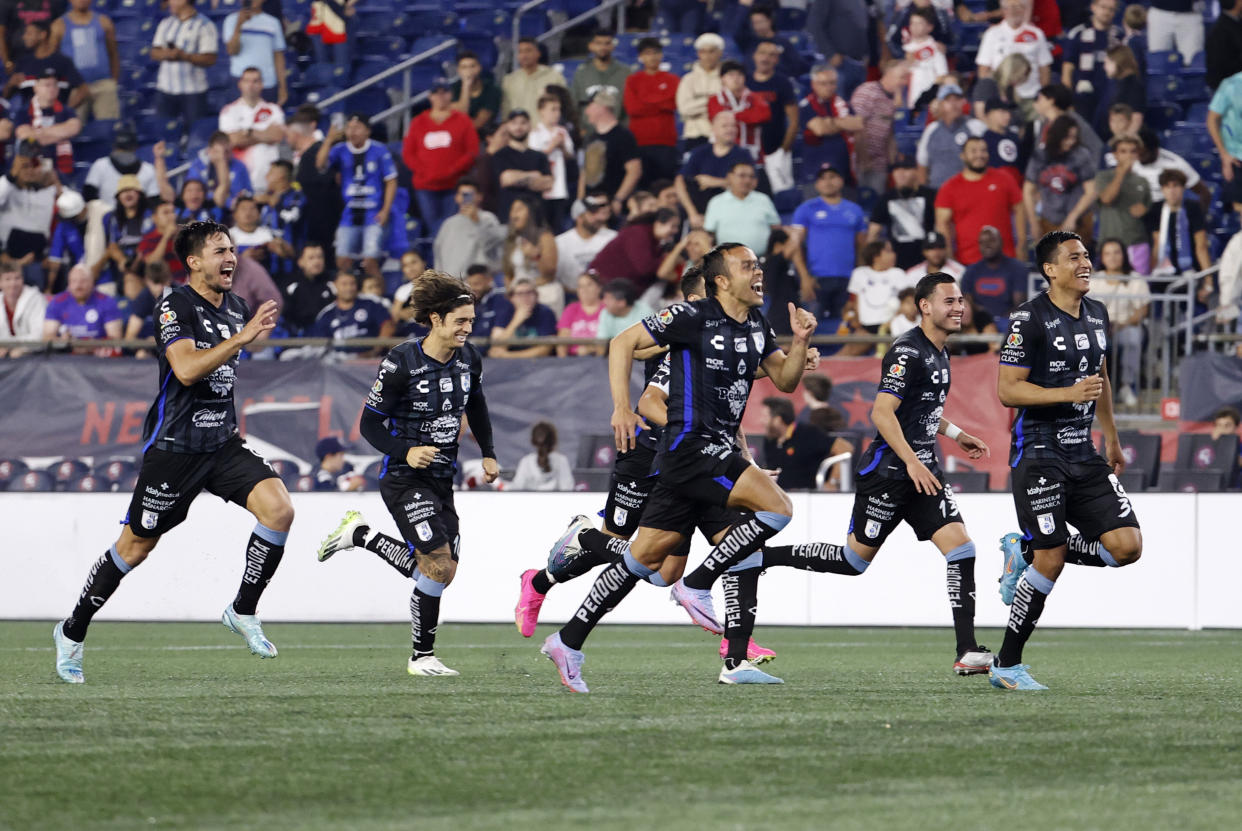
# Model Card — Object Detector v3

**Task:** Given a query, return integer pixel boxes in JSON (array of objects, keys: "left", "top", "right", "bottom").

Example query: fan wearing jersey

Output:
[
  {"left": 541, "top": 243, "right": 816, "bottom": 692},
  {"left": 53, "top": 221, "right": 289, "bottom": 684},
  {"left": 315, "top": 112, "right": 397, "bottom": 282},
  {"left": 992, "top": 231, "right": 1143, "bottom": 691},
  {"left": 754, "top": 273, "right": 997, "bottom": 677},
  {"left": 316, "top": 271, "right": 500, "bottom": 677}
]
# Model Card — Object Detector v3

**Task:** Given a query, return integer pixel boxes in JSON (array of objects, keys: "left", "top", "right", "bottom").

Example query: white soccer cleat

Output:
[
  {"left": 318, "top": 509, "right": 365, "bottom": 562},
  {"left": 718, "top": 660, "right": 784, "bottom": 685},
  {"left": 53, "top": 621, "right": 85, "bottom": 684},
  {"left": 221, "top": 605, "right": 278, "bottom": 658},
  {"left": 670, "top": 579, "right": 723, "bottom": 634},
  {"left": 407, "top": 655, "right": 460, "bottom": 676},
  {"left": 954, "top": 645, "right": 994, "bottom": 676}
]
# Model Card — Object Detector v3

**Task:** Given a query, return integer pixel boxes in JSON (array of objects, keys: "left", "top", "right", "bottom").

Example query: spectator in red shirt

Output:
[
  {"left": 136, "top": 200, "right": 185, "bottom": 281},
  {"left": 707, "top": 60, "right": 770, "bottom": 164},
  {"left": 624, "top": 37, "right": 679, "bottom": 189},
  {"left": 934, "top": 135, "right": 1026, "bottom": 265},
  {"left": 403, "top": 78, "right": 480, "bottom": 237}
]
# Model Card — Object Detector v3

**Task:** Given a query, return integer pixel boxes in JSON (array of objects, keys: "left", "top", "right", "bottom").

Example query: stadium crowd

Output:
[{"left": 1, "top": 0, "right": 1241, "bottom": 398}]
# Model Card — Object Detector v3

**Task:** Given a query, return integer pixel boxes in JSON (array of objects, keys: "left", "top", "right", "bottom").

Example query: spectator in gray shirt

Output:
[
  {"left": 433, "top": 180, "right": 505, "bottom": 279},
  {"left": 916, "top": 84, "right": 986, "bottom": 188}
]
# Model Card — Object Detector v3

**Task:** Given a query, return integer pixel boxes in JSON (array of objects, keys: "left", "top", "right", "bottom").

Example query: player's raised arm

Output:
[
  {"left": 609, "top": 321, "right": 659, "bottom": 451},
  {"left": 761, "top": 303, "right": 815, "bottom": 392},
  {"left": 164, "top": 300, "right": 278, "bottom": 387}
]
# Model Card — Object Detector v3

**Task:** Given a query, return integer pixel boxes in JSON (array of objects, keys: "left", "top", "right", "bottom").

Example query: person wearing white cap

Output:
[
  {"left": 676, "top": 32, "right": 724, "bottom": 151},
  {"left": 45, "top": 189, "right": 89, "bottom": 290}
]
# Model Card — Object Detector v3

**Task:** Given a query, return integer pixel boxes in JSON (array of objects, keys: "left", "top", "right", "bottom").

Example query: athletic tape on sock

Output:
[
  {"left": 415, "top": 574, "right": 447, "bottom": 597},
  {"left": 1023, "top": 566, "right": 1056, "bottom": 595},
  {"left": 253, "top": 523, "right": 289, "bottom": 546},
  {"left": 944, "top": 541, "right": 976, "bottom": 563},
  {"left": 727, "top": 551, "right": 764, "bottom": 572},
  {"left": 755, "top": 510, "right": 791, "bottom": 532},
  {"left": 108, "top": 543, "right": 132, "bottom": 574},
  {"left": 844, "top": 543, "right": 870, "bottom": 574}
]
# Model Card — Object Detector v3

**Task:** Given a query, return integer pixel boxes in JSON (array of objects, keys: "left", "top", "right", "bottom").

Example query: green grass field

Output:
[{"left": 3, "top": 622, "right": 1240, "bottom": 831}]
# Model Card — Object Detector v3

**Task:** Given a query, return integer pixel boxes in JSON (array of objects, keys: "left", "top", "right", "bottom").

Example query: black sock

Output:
[
  {"left": 63, "top": 549, "right": 128, "bottom": 642},
  {"left": 722, "top": 568, "right": 760, "bottom": 669},
  {"left": 996, "top": 572, "right": 1051, "bottom": 667},
  {"left": 1021, "top": 537, "right": 1033, "bottom": 566},
  {"left": 559, "top": 559, "right": 637, "bottom": 650},
  {"left": 683, "top": 515, "right": 783, "bottom": 591},
  {"left": 1064, "top": 534, "right": 1110, "bottom": 567},
  {"left": 410, "top": 586, "right": 441, "bottom": 657},
  {"left": 762, "top": 543, "right": 865, "bottom": 575},
  {"left": 353, "top": 525, "right": 417, "bottom": 578},
  {"left": 946, "top": 557, "right": 977, "bottom": 656},
  {"left": 572, "top": 529, "right": 628, "bottom": 575},
  {"left": 232, "top": 529, "right": 286, "bottom": 615},
  {"left": 531, "top": 569, "right": 554, "bottom": 594}
]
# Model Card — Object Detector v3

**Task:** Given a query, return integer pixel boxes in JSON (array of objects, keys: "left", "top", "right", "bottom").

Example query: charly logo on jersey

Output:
[
  {"left": 1075, "top": 333, "right": 1090, "bottom": 350},
  {"left": 1052, "top": 335, "right": 1066, "bottom": 350},
  {"left": 710, "top": 334, "right": 725, "bottom": 350},
  {"left": 718, "top": 379, "right": 750, "bottom": 418}
]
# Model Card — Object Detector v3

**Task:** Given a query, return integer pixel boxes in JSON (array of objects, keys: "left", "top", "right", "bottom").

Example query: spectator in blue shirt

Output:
[
  {"left": 790, "top": 162, "right": 868, "bottom": 318},
  {"left": 960, "top": 225, "right": 1028, "bottom": 325},
  {"left": 464, "top": 262, "right": 512, "bottom": 343},
  {"left": 674, "top": 110, "right": 751, "bottom": 225},
  {"left": 316, "top": 112, "right": 398, "bottom": 282},
  {"left": 254, "top": 159, "right": 304, "bottom": 281},
  {"left": 489, "top": 275, "right": 557, "bottom": 358},
  {"left": 45, "top": 187, "right": 86, "bottom": 286},
  {"left": 222, "top": 0, "right": 287, "bottom": 105},
  {"left": 312, "top": 436, "right": 365, "bottom": 492},
  {"left": 42, "top": 263, "right": 122, "bottom": 348},
  {"left": 308, "top": 270, "right": 394, "bottom": 356},
  {"left": 185, "top": 131, "right": 253, "bottom": 209},
  {"left": 12, "top": 67, "right": 80, "bottom": 175}
]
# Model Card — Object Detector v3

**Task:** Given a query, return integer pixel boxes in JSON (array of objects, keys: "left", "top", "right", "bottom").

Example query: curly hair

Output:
[{"left": 410, "top": 269, "right": 475, "bottom": 326}]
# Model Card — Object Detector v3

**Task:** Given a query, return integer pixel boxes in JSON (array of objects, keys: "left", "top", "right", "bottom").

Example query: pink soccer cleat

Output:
[
  {"left": 719, "top": 637, "right": 777, "bottom": 665},
  {"left": 515, "top": 569, "right": 547, "bottom": 638}
]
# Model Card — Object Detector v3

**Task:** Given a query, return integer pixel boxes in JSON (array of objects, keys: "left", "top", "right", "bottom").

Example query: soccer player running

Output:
[
  {"left": 316, "top": 271, "right": 499, "bottom": 677},
  {"left": 53, "top": 221, "right": 290, "bottom": 684},
  {"left": 515, "top": 266, "right": 783, "bottom": 666},
  {"left": 729, "top": 273, "right": 997, "bottom": 676},
  {"left": 541, "top": 242, "right": 816, "bottom": 692},
  {"left": 993, "top": 231, "right": 1143, "bottom": 691}
]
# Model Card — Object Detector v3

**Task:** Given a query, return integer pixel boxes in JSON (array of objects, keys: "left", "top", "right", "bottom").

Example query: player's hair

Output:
[
  {"left": 762, "top": 396, "right": 796, "bottom": 425},
  {"left": 411, "top": 269, "right": 475, "bottom": 326},
  {"left": 680, "top": 263, "right": 705, "bottom": 298},
  {"left": 802, "top": 374, "right": 832, "bottom": 403},
  {"left": 173, "top": 220, "right": 231, "bottom": 271},
  {"left": 1035, "top": 230, "right": 1083, "bottom": 274},
  {"left": 914, "top": 272, "right": 957, "bottom": 308},
  {"left": 862, "top": 239, "right": 890, "bottom": 267},
  {"left": 530, "top": 421, "right": 558, "bottom": 473},
  {"left": 700, "top": 242, "right": 748, "bottom": 297},
  {"left": 1213, "top": 406, "right": 1241, "bottom": 427},
  {"left": 1158, "top": 168, "right": 1188, "bottom": 187}
]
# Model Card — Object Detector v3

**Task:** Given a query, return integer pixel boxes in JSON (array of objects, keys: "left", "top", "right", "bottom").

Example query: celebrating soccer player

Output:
[
  {"left": 316, "top": 270, "right": 499, "bottom": 677},
  {"left": 541, "top": 242, "right": 816, "bottom": 692},
  {"left": 53, "top": 221, "right": 291, "bottom": 684},
  {"left": 992, "top": 231, "right": 1143, "bottom": 691}
]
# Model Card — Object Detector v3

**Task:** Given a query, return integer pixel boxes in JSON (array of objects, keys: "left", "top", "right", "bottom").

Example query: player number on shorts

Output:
[
  {"left": 1108, "top": 474, "right": 1132, "bottom": 518},
  {"left": 939, "top": 487, "right": 960, "bottom": 518}
]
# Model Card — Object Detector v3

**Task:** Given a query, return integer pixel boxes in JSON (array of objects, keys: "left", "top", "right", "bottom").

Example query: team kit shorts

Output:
[
  {"left": 124, "top": 435, "right": 278, "bottom": 538},
  {"left": 1010, "top": 455, "right": 1141, "bottom": 549},
  {"left": 379, "top": 468, "right": 461, "bottom": 560},
  {"left": 848, "top": 470, "right": 964, "bottom": 546}
]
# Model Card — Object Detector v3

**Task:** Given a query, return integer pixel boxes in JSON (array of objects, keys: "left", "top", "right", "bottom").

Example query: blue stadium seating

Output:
[{"left": 113, "top": 17, "right": 154, "bottom": 43}]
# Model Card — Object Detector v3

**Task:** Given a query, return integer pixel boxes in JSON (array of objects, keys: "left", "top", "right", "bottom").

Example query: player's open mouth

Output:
[
  {"left": 220, "top": 265, "right": 235, "bottom": 277},
  {"left": 750, "top": 279, "right": 763, "bottom": 295}
]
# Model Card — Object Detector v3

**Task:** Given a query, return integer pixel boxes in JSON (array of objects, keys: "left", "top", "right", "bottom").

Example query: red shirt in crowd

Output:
[
  {"left": 588, "top": 221, "right": 666, "bottom": 293},
  {"left": 934, "top": 168, "right": 1022, "bottom": 264},
  {"left": 624, "top": 70, "right": 679, "bottom": 147},
  {"left": 403, "top": 109, "right": 480, "bottom": 191},
  {"left": 707, "top": 88, "right": 771, "bottom": 161},
  {"left": 137, "top": 229, "right": 186, "bottom": 281}
]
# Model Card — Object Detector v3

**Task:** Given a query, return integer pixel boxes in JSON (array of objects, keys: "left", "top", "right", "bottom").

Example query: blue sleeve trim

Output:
[
  {"left": 877, "top": 389, "right": 903, "bottom": 400},
  {"left": 999, "top": 363, "right": 1031, "bottom": 369},
  {"left": 641, "top": 320, "right": 665, "bottom": 345}
]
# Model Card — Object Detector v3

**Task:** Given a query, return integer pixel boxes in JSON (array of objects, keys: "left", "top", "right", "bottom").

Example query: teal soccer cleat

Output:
[
  {"left": 998, "top": 532, "right": 1029, "bottom": 605},
  {"left": 989, "top": 663, "right": 1048, "bottom": 691},
  {"left": 222, "top": 605, "right": 278, "bottom": 658},
  {"left": 53, "top": 621, "right": 84, "bottom": 684}
]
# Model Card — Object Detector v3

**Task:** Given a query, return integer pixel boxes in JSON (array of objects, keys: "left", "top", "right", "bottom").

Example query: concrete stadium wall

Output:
[{"left": 2, "top": 491, "right": 1234, "bottom": 629}]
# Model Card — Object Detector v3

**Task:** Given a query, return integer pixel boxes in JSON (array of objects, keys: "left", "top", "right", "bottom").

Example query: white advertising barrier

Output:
[{"left": 0, "top": 490, "right": 1222, "bottom": 628}]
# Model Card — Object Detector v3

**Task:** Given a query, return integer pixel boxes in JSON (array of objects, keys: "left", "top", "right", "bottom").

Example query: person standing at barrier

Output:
[
  {"left": 52, "top": 221, "right": 290, "bottom": 684},
  {"left": 316, "top": 271, "right": 499, "bottom": 677},
  {"left": 993, "top": 230, "right": 1143, "bottom": 691}
]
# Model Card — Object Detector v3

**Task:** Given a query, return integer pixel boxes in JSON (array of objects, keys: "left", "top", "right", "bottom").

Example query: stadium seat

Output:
[
  {"left": 1148, "top": 50, "right": 1183, "bottom": 72},
  {"left": 136, "top": 114, "right": 182, "bottom": 144},
  {"left": 78, "top": 118, "right": 118, "bottom": 143},
  {"left": 267, "top": 459, "right": 296, "bottom": 478},
  {"left": 9, "top": 470, "right": 54, "bottom": 492},
  {"left": 571, "top": 469, "right": 611, "bottom": 492},
  {"left": 943, "top": 471, "right": 990, "bottom": 493},
  {"left": 1114, "top": 431, "right": 1163, "bottom": 490},
  {"left": 455, "top": 32, "right": 499, "bottom": 72},
  {"left": 50, "top": 459, "right": 91, "bottom": 491},
  {"left": 206, "top": 62, "right": 233, "bottom": 91},
  {"left": 0, "top": 458, "right": 30, "bottom": 489},
  {"left": 93, "top": 458, "right": 138, "bottom": 488},
  {"left": 113, "top": 17, "right": 154, "bottom": 43},
  {"left": 1174, "top": 433, "right": 1239, "bottom": 481},
  {"left": 775, "top": 6, "right": 807, "bottom": 29},
  {"left": 1146, "top": 74, "right": 1184, "bottom": 106},
  {"left": 576, "top": 434, "right": 617, "bottom": 470},
  {"left": 72, "top": 474, "right": 107, "bottom": 492},
  {"left": 289, "top": 474, "right": 316, "bottom": 493},
  {"left": 405, "top": 9, "right": 458, "bottom": 36},
  {"left": 1166, "top": 470, "right": 1225, "bottom": 492},
  {"left": 1116, "top": 470, "right": 1145, "bottom": 495},
  {"left": 304, "top": 64, "right": 349, "bottom": 90}
]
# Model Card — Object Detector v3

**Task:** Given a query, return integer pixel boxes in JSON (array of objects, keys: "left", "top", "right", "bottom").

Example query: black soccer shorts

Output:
[
  {"left": 380, "top": 469, "right": 460, "bottom": 560},
  {"left": 848, "top": 469, "right": 964, "bottom": 547},
  {"left": 123, "top": 435, "right": 279, "bottom": 538},
  {"left": 1010, "top": 454, "right": 1141, "bottom": 549},
  {"left": 603, "top": 446, "right": 658, "bottom": 537}
]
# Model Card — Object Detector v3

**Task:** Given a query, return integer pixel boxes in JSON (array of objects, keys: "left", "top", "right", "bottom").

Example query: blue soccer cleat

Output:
[
  {"left": 547, "top": 514, "right": 594, "bottom": 582},
  {"left": 53, "top": 621, "right": 84, "bottom": 684},
  {"left": 718, "top": 660, "right": 784, "bottom": 685},
  {"left": 998, "top": 533, "right": 1029, "bottom": 606},
  {"left": 989, "top": 662, "right": 1048, "bottom": 691},
  {"left": 222, "top": 605, "right": 278, "bottom": 658}
]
